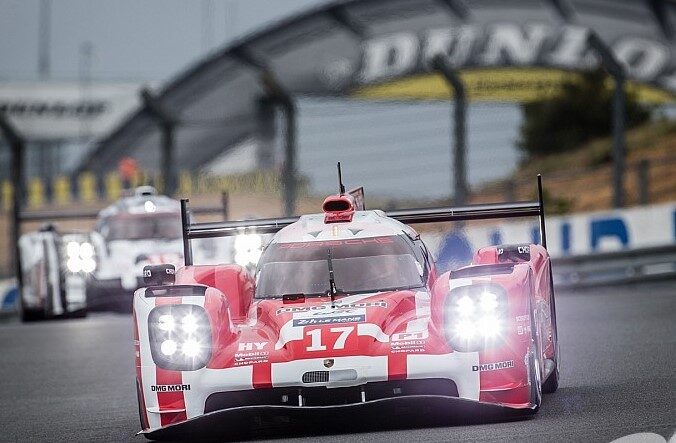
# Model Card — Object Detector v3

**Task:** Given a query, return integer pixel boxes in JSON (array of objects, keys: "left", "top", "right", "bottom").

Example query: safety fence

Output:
[
  {"left": 479, "top": 154, "right": 676, "bottom": 214},
  {"left": 0, "top": 169, "right": 307, "bottom": 211},
  {"left": 3, "top": 154, "right": 674, "bottom": 214}
]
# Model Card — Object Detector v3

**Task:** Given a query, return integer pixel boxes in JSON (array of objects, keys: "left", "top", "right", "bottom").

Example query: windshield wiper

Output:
[{"left": 327, "top": 249, "right": 338, "bottom": 308}]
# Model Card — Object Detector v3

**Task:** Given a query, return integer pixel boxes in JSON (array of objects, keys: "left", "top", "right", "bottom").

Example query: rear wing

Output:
[
  {"left": 17, "top": 200, "right": 228, "bottom": 223},
  {"left": 180, "top": 176, "right": 548, "bottom": 266}
]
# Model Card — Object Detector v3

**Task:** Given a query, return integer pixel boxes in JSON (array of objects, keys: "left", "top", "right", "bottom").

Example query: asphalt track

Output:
[{"left": 0, "top": 282, "right": 674, "bottom": 443}]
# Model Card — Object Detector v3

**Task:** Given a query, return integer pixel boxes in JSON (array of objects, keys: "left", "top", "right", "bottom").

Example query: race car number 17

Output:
[{"left": 306, "top": 327, "right": 354, "bottom": 351}]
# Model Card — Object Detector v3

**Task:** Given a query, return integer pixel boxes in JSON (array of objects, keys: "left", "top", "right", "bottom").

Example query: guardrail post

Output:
[
  {"left": 587, "top": 32, "right": 627, "bottom": 209},
  {"left": 0, "top": 112, "right": 25, "bottom": 286},
  {"left": 232, "top": 46, "right": 297, "bottom": 216},
  {"left": 261, "top": 73, "right": 297, "bottom": 217},
  {"left": 141, "top": 88, "right": 178, "bottom": 197},
  {"left": 221, "top": 191, "right": 229, "bottom": 221},
  {"left": 432, "top": 54, "right": 468, "bottom": 207},
  {"left": 504, "top": 178, "right": 516, "bottom": 202},
  {"left": 637, "top": 159, "right": 649, "bottom": 206}
]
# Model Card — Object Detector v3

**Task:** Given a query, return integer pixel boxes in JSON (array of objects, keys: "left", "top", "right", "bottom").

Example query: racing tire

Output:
[
  {"left": 542, "top": 364, "right": 559, "bottom": 394},
  {"left": 67, "top": 308, "right": 88, "bottom": 319},
  {"left": 136, "top": 380, "right": 149, "bottom": 432},
  {"left": 19, "top": 291, "right": 46, "bottom": 322},
  {"left": 19, "top": 306, "right": 45, "bottom": 322},
  {"left": 528, "top": 295, "right": 542, "bottom": 411},
  {"left": 528, "top": 342, "right": 542, "bottom": 411},
  {"left": 542, "top": 263, "right": 559, "bottom": 394}
]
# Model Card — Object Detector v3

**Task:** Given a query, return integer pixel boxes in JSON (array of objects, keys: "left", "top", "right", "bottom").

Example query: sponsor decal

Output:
[
  {"left": 351, "top": 24, "right": 675, "bottom": 92},
  {"left": 293, "top": 314, "right": 365, "bottom": 326},
  {"left": 151, "top": 384, "right": 190, "bottom": 392},
  {"left": 238, "top": 342, "right": 268, "bottom": 351},
  {"left": 276, "top": 300, "right": 386, "bottom": 315},
  {"left": 323, "top": 359, "right": 335, "bottom": 368},
  {"left": 472, "top": 360, "right": 515, "bottom": 372},
  {"left": 234, "top": 351, "right": 269, "bottom": 366},
  {"left": 390, "top": 331, "right": 428, "bottom": 354},
  {"left": 515, "top": 315, "right": 531, "bottom": 335},
  {"left": 0, "top": 100, "right": 106, "bottom": 118},
  {"left": 234, "top": 341, "right": 270, "bottom": 366}
]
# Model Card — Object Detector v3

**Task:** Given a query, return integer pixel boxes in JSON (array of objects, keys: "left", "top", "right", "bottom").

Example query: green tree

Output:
[{"left": 518, "top": 70, "right": 652, "bottom": 157}]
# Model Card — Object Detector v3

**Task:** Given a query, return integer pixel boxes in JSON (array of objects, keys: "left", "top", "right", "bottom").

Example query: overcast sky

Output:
[{"left": 0, "top": 0, "right": 331, "bottom": 82}]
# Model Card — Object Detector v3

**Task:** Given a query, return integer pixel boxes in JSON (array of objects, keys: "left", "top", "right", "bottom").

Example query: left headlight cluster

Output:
[
  {"left": 148, "top": 304, "right": 212, "bottom": 371},
  {"left": 444, "top": 284, "right": 509, "bottom": 351},
  {"left": 65, "top": 241, "right": 96, "bottom": 273}
]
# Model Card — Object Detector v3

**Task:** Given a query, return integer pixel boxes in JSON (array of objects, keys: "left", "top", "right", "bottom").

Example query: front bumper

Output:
[{"left": 141, "top": 353, "right": 535, "bottom": 437}]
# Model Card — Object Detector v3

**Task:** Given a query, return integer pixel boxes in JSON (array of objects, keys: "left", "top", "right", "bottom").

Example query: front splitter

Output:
[{"left": 141, "top": 394, "right": 536, "bottom": 441}]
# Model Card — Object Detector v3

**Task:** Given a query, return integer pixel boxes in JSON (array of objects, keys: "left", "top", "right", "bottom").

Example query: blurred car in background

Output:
[
  {"left": 86, "top": 186, "right": 186, "bottom": 310},
  {"left": 18, "top": 186, "right": 268, "bottom": 320},
  {"left": 18, "top": 224, "right": 90, "bottom": 321}
]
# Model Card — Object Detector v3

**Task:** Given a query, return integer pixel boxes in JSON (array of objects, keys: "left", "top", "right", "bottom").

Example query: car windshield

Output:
[
  {"left": 255, "top": 235, "right": 424, "bottom": 298},
  {"left": 98, "top": 214, "right": 182, "bottom": 241}
]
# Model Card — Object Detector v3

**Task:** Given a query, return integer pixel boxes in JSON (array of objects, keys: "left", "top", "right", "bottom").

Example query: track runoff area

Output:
[{"left": 0, "top": 281, "right": 673, "bottom": 442}]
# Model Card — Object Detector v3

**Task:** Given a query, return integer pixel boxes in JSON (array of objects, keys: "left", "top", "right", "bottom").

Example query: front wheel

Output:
[
  {"left": 19, "top": 289, "right": 46, "bottom": 322},
  {"left": 20, "top": 305, "right": 45, "bottom": 322},
  {"left": 528, "top": 340, "right": 542, "bottom": 411},
  {"left": 528, "top": 295, "right": 542, "bottom": 410},
  {"left": 542, "top": 357, "right": 559, "bottom": 393}
]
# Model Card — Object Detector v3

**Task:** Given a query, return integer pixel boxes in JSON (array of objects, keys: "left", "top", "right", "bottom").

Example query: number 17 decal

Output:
[{"left": 306, "top": 326, "right": 354, "bottom": 351}]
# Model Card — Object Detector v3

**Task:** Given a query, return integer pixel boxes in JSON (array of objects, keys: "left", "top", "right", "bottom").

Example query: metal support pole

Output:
[
  {"left": 432, "top": 55, "right": 468, "bottom": 206},
  {"left": 282, "top": 100, "right": 297, "bottom": 217},
  {"left": 180, "top": 199, "right": 193, "bottom": 266},
  {"left": 161, "top": 122, "right": 176, "bottom": 196},
  {"left": 261, "top": 73, "right": 297, "bottom": 216},
  {"left": 256, "top": 98, "right": 276, "bottom": 169},
  {"left": 504, "top": 178, "right": 516, "bottom": 202},
  {"left": 611, "top": 73, "right": 626, "bottom": 208},
  {"left": 221, "top": 191, "right": 229, "bottom": 221},
  {"left": 587, "top": 32, "right": 626, "bottom": 208},
  {"left": 141, "top": 88, "right": 178, "bottom": 196},
  {"left": 0, "top": 112, "right": 25, "bottom": 286},
  {"left": 637, "top": 159, "right": 649, "bottom": 205}
]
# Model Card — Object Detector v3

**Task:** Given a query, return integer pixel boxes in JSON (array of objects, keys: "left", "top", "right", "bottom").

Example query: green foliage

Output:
[
  {"left": 537, "top": 188, "right": 572, "bottom": 215},
  {"left": 518, "top": 70, "right": 652, "bottom": 158}
]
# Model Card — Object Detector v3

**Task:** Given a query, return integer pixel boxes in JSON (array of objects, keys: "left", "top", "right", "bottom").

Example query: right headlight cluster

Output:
[
  {"left": 444, "top": 284, "right": 509, "bottom": 351},
  {"left": 148, "top": 304, "right": 212, "bottom": 371}
]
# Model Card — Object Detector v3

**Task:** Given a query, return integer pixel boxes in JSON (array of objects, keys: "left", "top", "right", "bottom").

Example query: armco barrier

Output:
[
  {"left": 553, "top": 244, "right": 676, "bottom": 289},
  {"left": 0, "top": 278, "right": 17, "bottom": 316}
]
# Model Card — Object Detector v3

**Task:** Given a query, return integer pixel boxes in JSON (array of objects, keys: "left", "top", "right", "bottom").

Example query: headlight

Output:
[
  {"left": 65, "top": 241, "right": 97, "bottom": 273},
  {"left": 234, "top": 233, "right": 263, "bottom": 267},
  {"left": 444, "top": 284, "right": 508, "bottom": 351},
  {"left": 148, "top": 305, "right": 211, "bottom": 371}
]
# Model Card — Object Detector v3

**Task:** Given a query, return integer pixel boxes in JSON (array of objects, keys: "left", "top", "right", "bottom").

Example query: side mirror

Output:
[{"left": 143, "top": 264, "right": 176, "bottom": 286}]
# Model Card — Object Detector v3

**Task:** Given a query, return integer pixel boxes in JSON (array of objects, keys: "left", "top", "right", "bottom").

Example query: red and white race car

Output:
[{"left": 133, "top": 179, "right": 559, "bottom": 439}]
